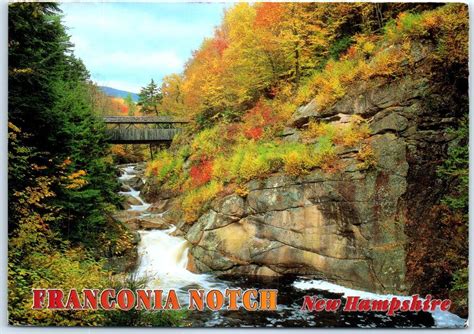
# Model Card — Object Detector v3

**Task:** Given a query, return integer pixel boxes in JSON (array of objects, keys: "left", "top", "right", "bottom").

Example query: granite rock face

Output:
[
  {"left": 171, "top": 48, "right": 462, "bottom": 294},
  {"left": 185, "top": 145, "right": 408, "bottom": 292}
]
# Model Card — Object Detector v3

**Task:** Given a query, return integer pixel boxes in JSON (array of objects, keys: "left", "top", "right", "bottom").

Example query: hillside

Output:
[
  {"left": 142, "top": 3, "right": 468, "bottom": 316},
  {"left": 100, "top": 86, "right": 139, "bottom": 102}
]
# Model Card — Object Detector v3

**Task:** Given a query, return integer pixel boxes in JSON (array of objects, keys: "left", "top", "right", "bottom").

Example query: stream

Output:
[{"left": 116, "top": 163, "right": 466, "bottom": 328}]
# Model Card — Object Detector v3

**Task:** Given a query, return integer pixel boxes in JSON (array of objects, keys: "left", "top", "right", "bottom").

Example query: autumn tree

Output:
[{"left": 161, "top": 74, "right": 185, "bottom": 115}]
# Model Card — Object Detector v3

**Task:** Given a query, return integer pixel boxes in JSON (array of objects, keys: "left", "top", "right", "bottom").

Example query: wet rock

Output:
[
  {"left": 148, "top": 199, "right": 172, "bottom": 214},
  {"left": 138, "top": 216, "right": 170, "bottom": 230},
  {"left": 120, "top": 184, "right": 131, "bottom": 192},
  {"left": 119, "top": 194, "right": 142, "bottom": 210},
  {"left": 123, "top": 176, "right": 145, "bottom": 190},
  {"left": 125, "top": 216, "right": 170, "bottom": 231},
  {"left": 112, "top": 210, "right": 142, "bottom": 224}
]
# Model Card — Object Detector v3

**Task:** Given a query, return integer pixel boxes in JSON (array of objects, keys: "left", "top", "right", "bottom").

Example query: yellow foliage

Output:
[
  {"left": 211, "top": 155, "right": 231, "bottom": 182},
  {"left": 356, "top": 144, "right": 377, "bottom": 169},
  {"left": 303, "top": 121, "right": 336, "bottom": 141},
  {"left": 239, "top": 153, "right": 272, "bottom": 182},
  {"left": 334, "top": 118, "right": 370, "bottom": 147},
  {"left": 304, "top": 116, "right": 369, "bottom": 148},
  {"left": 282, "top": 150, "right": 313, "bottom": 176},
  {"left": 190, "top": 127, "right": 222, "bottom": 159},
  {"left": 235, "top": 185, "right": 249, "bottom": 197},
  {"left": 110, "top": 144, "right": 126, "bottom": 157},
  {"left": 63, "top": 169, "right": 88, "bottom": 190},
  {"left": 9, "top": 247, "right": 109, "bottom": 326},
  {"left": 182, "top": 181, "right": 223, "bottom": 223}
]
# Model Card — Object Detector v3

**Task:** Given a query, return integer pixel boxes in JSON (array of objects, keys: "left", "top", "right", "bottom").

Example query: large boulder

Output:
[
  {"left": 179, "top": 54, "right": 463, "bottom": 295},
  {"left": 148, "top": 199, "right": 173, "bottom": 214},
  {"left": 122, "top": 176, "right": 145, "bottom": 190},
  {"left": 123, "top": 216, "right": 170, "bottom": 231},
  {"left": 120, "top": 194, "right": 142, "bottom": 210}
]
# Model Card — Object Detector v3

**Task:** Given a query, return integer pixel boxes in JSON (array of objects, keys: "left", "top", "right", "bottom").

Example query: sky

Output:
[{"left": 60, "top": 2, "right": 231, "bottom": 93}]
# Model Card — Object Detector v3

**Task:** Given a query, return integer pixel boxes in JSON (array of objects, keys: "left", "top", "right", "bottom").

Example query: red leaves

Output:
[
  {"left": 244, "top": 127, "right": 264, "bottom": 140},
  {"left": 190, "top": 159, "right": 213, "bottom": 187},
  {"left": 242, "top": 100, "right": 276, "bottom": 140}
]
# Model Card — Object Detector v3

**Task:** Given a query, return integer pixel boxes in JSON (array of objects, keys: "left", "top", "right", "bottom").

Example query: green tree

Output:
[
  {"left": 8, "top": 3, "right": 125, "bottom": 325},
  {"left": 138, "top": 79, "right": 163, "bottom": 115},
  {"left": 124, "top": 93, "right": 136, "bottom": 116}
]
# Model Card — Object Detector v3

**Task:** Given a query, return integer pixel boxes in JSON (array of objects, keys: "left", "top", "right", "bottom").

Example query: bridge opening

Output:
[{"left": 103, "top": 116, "right": 189, "bottom": 159}]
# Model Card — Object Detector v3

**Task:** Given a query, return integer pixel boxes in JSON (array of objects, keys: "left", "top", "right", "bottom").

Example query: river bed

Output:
[{"left": 116, "top": 163, "right": 466, "bottom": 328}]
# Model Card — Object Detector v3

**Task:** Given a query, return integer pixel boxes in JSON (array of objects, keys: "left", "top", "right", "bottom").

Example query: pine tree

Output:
[
  {"left": 138, "top": 79, "right": 163, "bottom": 115},
  {"left": 8, "top": 2, "right": 120, "bottom": 246},
  {"left": 8, "top": 3, "right": 127, "bottom": 325}
]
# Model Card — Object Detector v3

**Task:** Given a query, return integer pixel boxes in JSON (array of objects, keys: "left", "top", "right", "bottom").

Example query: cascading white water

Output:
[
  {"left": 118, "top": 164, "right": 224, "bottom": 303},
  {"left": 118, "top": 164, "right": 151, "bottom": 212},
  {"left": 135, "top": 228, "right": 220, "bottom": 292}
]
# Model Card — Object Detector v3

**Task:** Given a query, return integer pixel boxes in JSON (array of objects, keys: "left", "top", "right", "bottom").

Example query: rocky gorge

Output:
[
  {"left": 114, "top": 163, "right": 464, "bottom": 328},
  {"left": 141, "top": 43, "right": 467, "bottom": 298}
]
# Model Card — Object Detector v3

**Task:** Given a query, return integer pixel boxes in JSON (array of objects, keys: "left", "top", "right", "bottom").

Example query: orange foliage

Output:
[
  {"left": 189, "top": 159, "right": 213, "bottom": 187},
  {"left": 254, "top": 3, "right": 285, "bottom": 29},
  {"left": 213, "top": 28, "right": 229, "bottom": 56}
]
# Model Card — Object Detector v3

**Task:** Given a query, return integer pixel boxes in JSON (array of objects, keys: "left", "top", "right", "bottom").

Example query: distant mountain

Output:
[{"left": 100, "top": 86, "right": 139, "bottom": 102}]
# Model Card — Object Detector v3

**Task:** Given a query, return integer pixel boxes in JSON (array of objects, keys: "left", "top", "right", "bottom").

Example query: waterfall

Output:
[{"left": 117, "top": 163, "right": 225, "bottom": 303}]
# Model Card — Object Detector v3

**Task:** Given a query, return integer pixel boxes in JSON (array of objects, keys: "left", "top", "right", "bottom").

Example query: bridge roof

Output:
[{"left": 103, "top": 116, "right": 189, "bottom": 124}]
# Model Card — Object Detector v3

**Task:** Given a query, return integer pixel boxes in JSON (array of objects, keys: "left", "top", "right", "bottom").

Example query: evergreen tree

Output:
[
  {"left": 8, "top": 3, "right": 129, "bottom": 325},
  {"left": 8, "top": 2, "right": 120, "bottom": 248},
  {"left": 137, "top": 79, "right": 163, "bottom": 115}
]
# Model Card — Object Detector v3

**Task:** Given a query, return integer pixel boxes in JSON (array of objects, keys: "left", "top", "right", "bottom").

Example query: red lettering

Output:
[
  {"left": 301, "top": 296, "right": 316, "bottom": 311},
  {"left": 387, "top": 297, "right": 401, "bottom": 316},
  {"left": 48, "top": 289, "right": 65, "bottom": 309},
  {"left": 440, "top": 299, "right": 452, "bottom": 311},
  {"left": 371, "top": 299, "right": 389, "bottom": 312},
  {"left": 32, "top": 289, "right": 46, "bottom": 309},
  {"left": 154, "top": 290, "right": 163, "bottom": 310},
  {"left": 344, "top": 296, "right": 359, "bottom": 311},
  {"left": 83, "top": 289, "right": 99, "bottom": 310},
  {"left": 401, "top": 299, "right": 410, "bottom": 311},
  {"left": 325, "top": 299, "right": 341, "bottom": 312},
  {"left": 423, "top": 295, "right": 432, "bottom": 311},
  {"left": 163, "top": 290, "right": 180, "bottom": 310},
  {"left": 136, "top": 290, "right": 152, "bottom": 310},
  {"left": 100, "top": 289, "right": 116, "bottom": 310},
  {"left": 65, "top": 289, "right": 82, "bottom": 309},
  {"left": 410, "top": 295, "right": 422, "bottom": 312},
  {"left": 117, "top": 289, "right": 135, "bottom": 310},
  {"left": 430, "top": 299, "right": 442, "bottom": 311},
  {"left": 189, "top": 289, "right": 205, "bottom": 311}
]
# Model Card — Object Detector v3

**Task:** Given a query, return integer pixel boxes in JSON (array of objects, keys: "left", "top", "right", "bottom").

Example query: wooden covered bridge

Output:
[{"left": 103, "top": 116, "right": 188, "bottom": 144}]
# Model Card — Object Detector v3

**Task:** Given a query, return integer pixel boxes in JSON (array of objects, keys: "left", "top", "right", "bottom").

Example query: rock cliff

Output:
[{"left": 148, "top": 43, "right": 466, "bottom": 294}]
